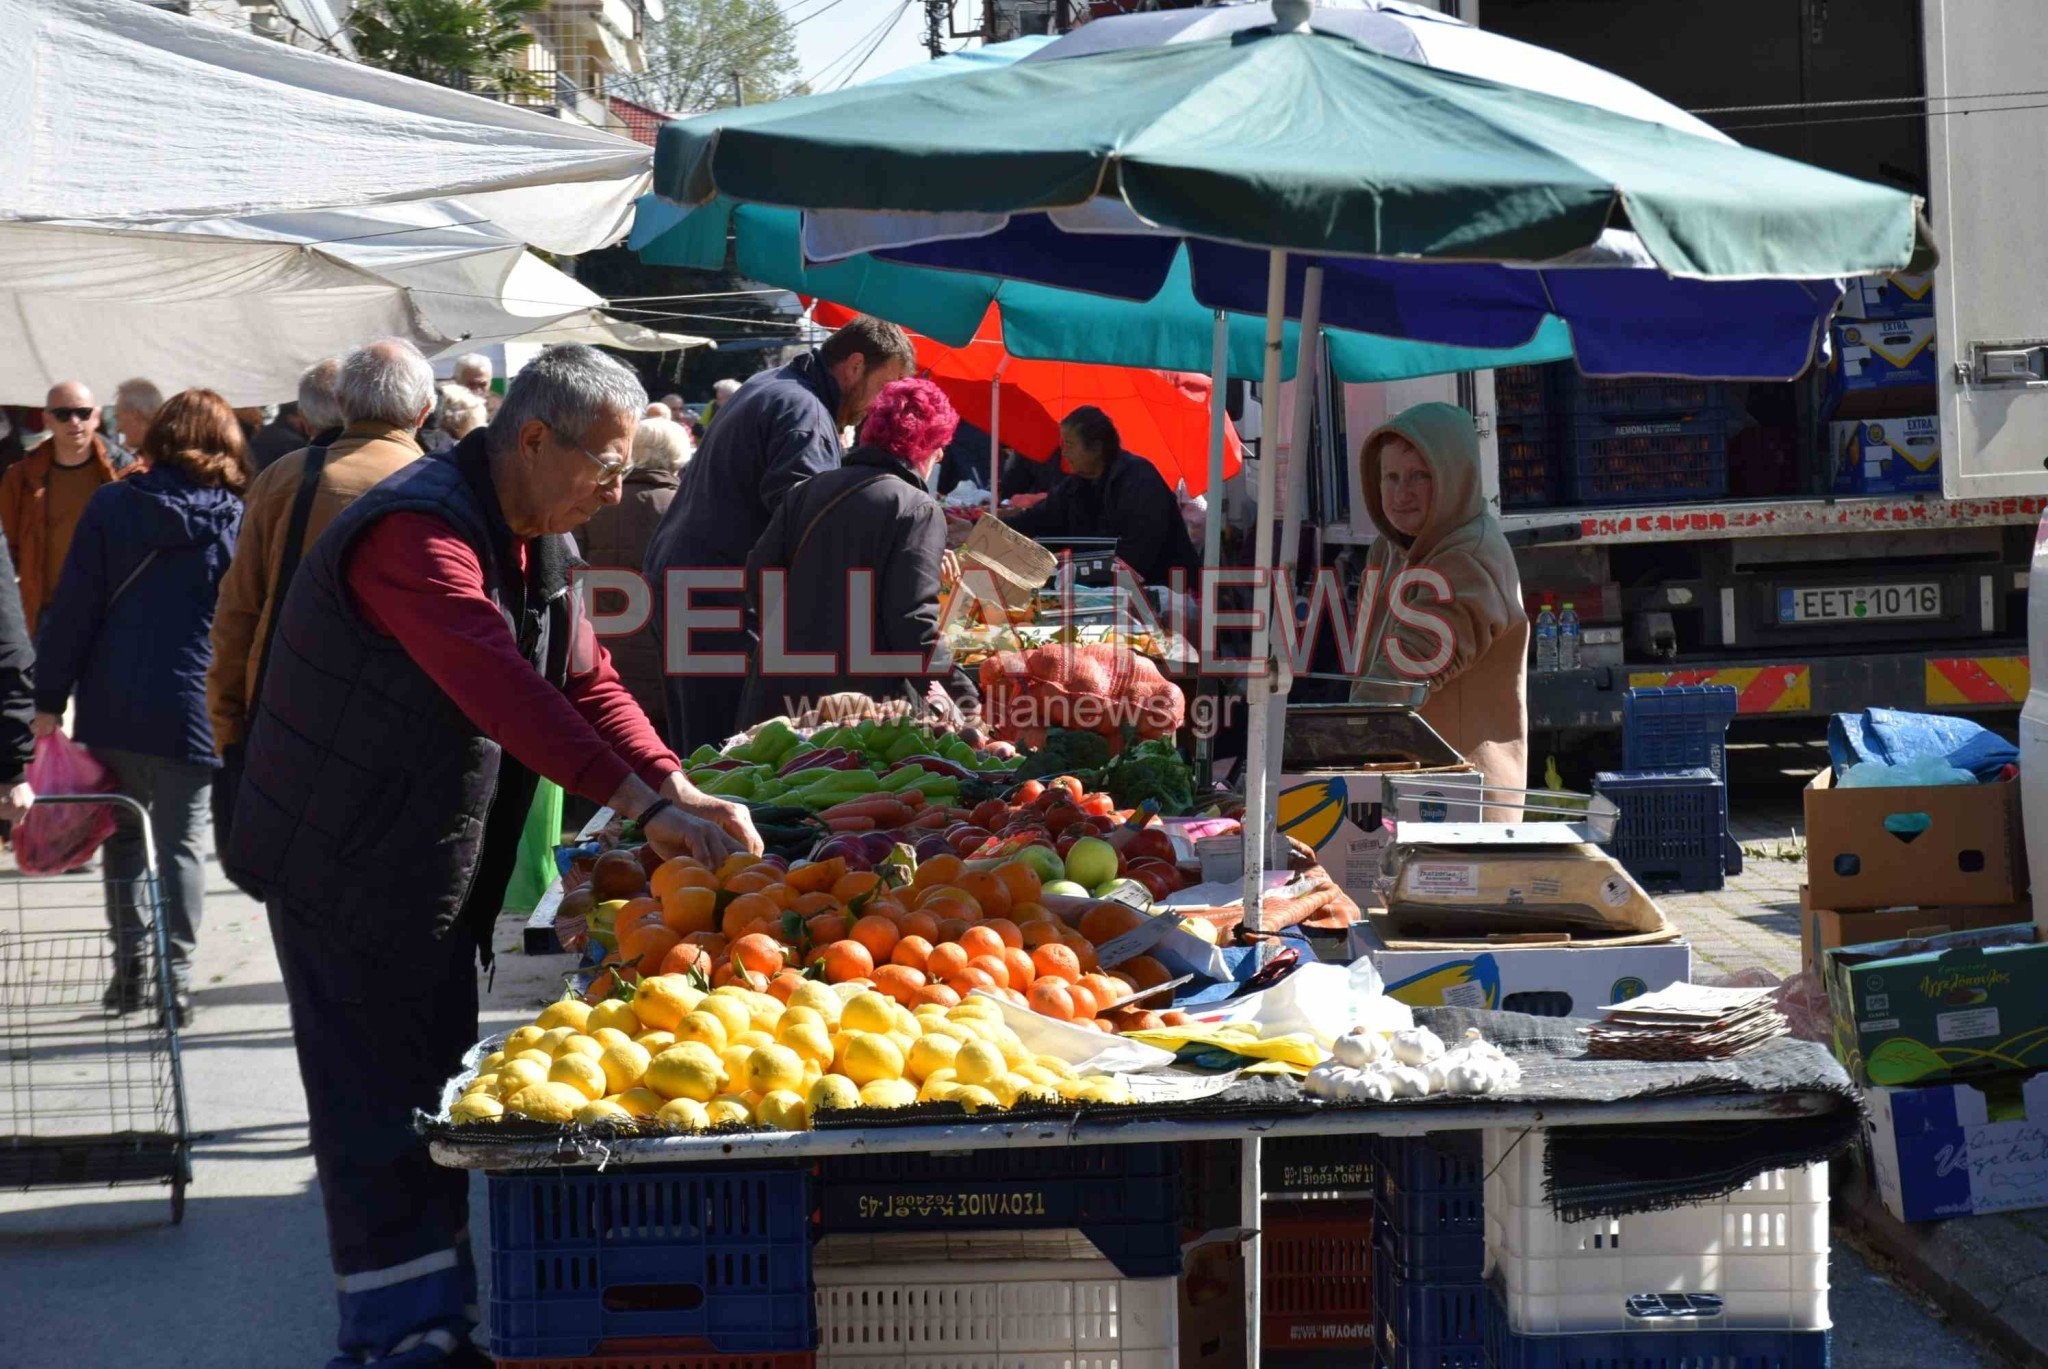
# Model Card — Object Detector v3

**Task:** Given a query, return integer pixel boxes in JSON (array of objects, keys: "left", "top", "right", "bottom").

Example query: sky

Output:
[{"left": 780, "top": 0, "right": 961, "bottom": 93}]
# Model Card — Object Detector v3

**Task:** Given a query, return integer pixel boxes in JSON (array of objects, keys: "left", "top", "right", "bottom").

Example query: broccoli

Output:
[
  {"left": 1105, "top": 740, "right": 1195, "bottom": 814},
  {"left": 1015, "top": 728, "right": 1113, "bottom": 781}
]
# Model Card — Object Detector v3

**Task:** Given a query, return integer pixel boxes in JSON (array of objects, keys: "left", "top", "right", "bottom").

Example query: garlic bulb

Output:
[
  {"left": 1377, "top": 1065, "right": 1432, "bottom": 1098},
  {"left": 1389, "top": 1027, "right": 1444, "bottom": 1068},
  {"left": 1342, "top": 1069, "right": 1395, "bottom": 1103},
  {"left": 1442, "top": 1060, "right": 1498, "bottom": 1095},
  {"left": 1331, "top": 1027, "right": 1385, "bottom": 1068}
]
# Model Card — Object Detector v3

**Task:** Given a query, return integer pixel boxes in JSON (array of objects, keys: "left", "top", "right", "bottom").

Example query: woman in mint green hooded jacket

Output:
[{"left": 1351, "top": 402, "right": 1530, "bottom": 799}]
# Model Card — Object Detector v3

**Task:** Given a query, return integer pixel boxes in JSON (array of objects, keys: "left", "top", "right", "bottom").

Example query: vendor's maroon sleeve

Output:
[{"left": 347, "top": 513, "right": 676, "bottom": 804}]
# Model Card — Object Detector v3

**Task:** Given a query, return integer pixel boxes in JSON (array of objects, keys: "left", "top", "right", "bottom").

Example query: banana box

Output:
[
  {"left": 1826, "top": 315, "right": 1938, "bottom": 414},
  {"left": 1828, "top": 415, "right": 1939, "bottom": 495},
  {"left": 1275, "top": 766, "right": 1484, "bottom": 909},
  {"left": 1838, "top": 271, "right": 1935, "bottom": 321},
  {"left": 1348, "top": 916, "right": 1690, "bottom": 1020}
]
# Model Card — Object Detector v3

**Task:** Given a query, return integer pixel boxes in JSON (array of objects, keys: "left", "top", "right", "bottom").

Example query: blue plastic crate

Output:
[
  {"left": 1556, "top": 372, "right": 1725, "bottom": 418},
  {"left": 1498, "top": 419, "right": 1560, "bottom": 509},
  {"left": 1566, "top": 412, "right": 1728, "bottom": 507},
  {"left": 1372, "top": 1134, "right": 1484, "bottom": 1279},
  {"left": 486, "top": 1165, "right": 814, "bottom": 1361},
  {"left": 1594, "top": 768, "right": 1727, "bottom": 893},
  {"left": 1494, "top": 365, "right": 1554, "bottom": 418},
  {"left": 1623, "top": 686, "right": 1742, "bottom": 877},
  {"left": 817, "top": 1142, "right": 1181, "bottom": 1277},
  {"left": 1482, "top": 1284, "right": 1832, "bottom": 1369},
  {"left": 1375, "top": 1224, "right": 1487, "bottom": 1369}
]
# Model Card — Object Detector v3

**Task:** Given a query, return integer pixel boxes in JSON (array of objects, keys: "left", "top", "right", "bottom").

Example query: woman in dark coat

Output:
[
  {"left": 32, "top": 389, "right": 244, "bottom": 1026},
  {"left": 578, "top": 417, "right": 691, "bottom": 734},
  {"left": 741, "top": 379, "right": 974, "bottom": 724}
]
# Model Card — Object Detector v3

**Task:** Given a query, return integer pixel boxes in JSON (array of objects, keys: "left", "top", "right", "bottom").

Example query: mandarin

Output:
[
  {"left": 721, "top": 892, "right": 779, "bottom": 939},
  {"left": 913, "top": 983, "right": 961, "bottom": 1008},
  {"left": 994, "top": 862, "right": 1042, "bottom": 907},
  {"left": 731, "top": 932, "right": 786, "bottom": 978},
  {"left": 660, "top": 885, "right": 719, "bottom": 937},
  {"left": 817, "top": 940, "right": 874, "bottom": 984},
  {"left": 1001, "top": 947, "right": 1037, "bottom": 989},
  {"left": 890, "top": 935, "right": 934, "bottom": 973},
  {"left": 898, "top": 909, "right": 941, "bottom": 942},
  {"left": 849, "top": 915, "right": 900, "bottom": 963},
  {"left": 966, "top": 954, "right": 1011, "bottom": 990},
  {"left": 1027, "top": 980, "right": 1079, "bottom": 1020},
  {"left": 910, "top": 853, "right": 963, "bottom": 890},
  {"left": 650, "top": 858, "right": 714, "bottom": 902},
  {"left": 982, "top": 918, "right": 1024, "bottom": 950},
  {"left": 791, "top": 891, "right": 841, "bottom": 916},
  {"left": 831, "top": 870, "right": 883, "bottom": 903},
  {"left": 1019, "top": 919, "right": 1064, "bottom": 949},
  {"left": 723, "top": 869, "right": 775, "bottom": 895},
  {"left": 872, "top": 964, "right": 928, "bottom": 1006},
  {"left": 1078, "top": 903, "right": 1146, "bottom": 946},
  {"left": 1031, "top": 943, "right": 1082, "bottom": 983},
  {"left": 1121, "top": 955, "right": 1171, "bottom": 989},
  {"left": 957, "top": 925, "right": 1005, "bottom": 960},
  {"left": 957, "top": 871, "right": 1011, "bottom": 919},
  {"left": 926, "top": 943, "right": 970, "bottom": 982}
]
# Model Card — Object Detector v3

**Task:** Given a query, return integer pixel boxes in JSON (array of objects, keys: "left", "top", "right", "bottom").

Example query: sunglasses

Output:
[{"left": 47, "top": 407, "right": 95, "bottom": 422}]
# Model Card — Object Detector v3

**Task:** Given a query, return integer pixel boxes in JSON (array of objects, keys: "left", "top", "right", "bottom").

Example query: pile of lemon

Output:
[{"left": 447, "top": 973, "right": 1132, "bottom": 1132}]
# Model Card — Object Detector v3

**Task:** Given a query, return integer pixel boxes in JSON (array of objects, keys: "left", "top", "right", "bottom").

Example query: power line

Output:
[
  {"left": 1691, "top": 87, "right": 2048, "bottom": 116},
  {"left": 1718, "top": 100, "right": 2048, "bottom": 134},
  {"left": 806, "top": 0, "right": 910, "bottom": 89}
]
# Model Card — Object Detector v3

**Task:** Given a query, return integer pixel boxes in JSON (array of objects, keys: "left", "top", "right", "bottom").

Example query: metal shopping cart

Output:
[{"left": 0, "top": 794, "right": 193, "bottom": 1222}]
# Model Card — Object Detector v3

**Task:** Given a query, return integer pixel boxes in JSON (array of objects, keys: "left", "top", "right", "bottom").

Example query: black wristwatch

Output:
[{"left": 634, "top": 796, "right": 675, "bottom": 827}]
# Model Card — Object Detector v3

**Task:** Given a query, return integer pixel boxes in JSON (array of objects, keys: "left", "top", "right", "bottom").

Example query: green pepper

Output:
[{"left": 879, "top": 766, "right": 927, "bottom": 792}]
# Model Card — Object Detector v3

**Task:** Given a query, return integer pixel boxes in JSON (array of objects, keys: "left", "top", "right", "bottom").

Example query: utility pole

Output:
[
  {"left": 925, "top": 0, "right": 947, "bottom": 58},
  {"left": 730, "top": 69, "right": 745, "bottom": 106}
]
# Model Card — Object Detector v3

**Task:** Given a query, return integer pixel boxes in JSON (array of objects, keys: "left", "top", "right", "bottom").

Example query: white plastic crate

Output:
[
  {"left": 1481, "top": 1130, "right": 1829, "bottom": 1333},
  {"left": 814, "top": 1237, "right": 1178, "bottom": 1369}
]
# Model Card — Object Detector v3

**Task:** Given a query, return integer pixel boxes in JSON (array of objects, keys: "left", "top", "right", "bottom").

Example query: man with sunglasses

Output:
[
  {"left": 0, "top": 382, "right": 132, "bottom": 633},
  {"left": 224, "top": 342, "right": 760, "bottom": 1369}
]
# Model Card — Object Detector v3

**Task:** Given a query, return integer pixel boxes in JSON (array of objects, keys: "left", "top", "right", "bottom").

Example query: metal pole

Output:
[
  {"left": 1242, "top": 251, "right": 1286, "bottom": 950},
  {"left": 730, "top": 70, "right": 744, "bottom": 106},
  {"left": 988, "top": 357, "right": 1006, "bottom": 512},
  {"left": 1205, "top": 309, "right": 1228, "bottom": 573},
  {"left": 1265, "top": 265, "right": 1323, "bottom": 844}
]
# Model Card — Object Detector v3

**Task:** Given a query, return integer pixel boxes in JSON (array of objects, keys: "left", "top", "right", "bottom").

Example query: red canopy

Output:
[{"left": 813, "top": 301, "right": 1243, "bottom": 496}]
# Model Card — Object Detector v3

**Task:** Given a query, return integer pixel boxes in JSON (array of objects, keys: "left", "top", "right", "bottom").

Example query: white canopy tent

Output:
[
  {"left": 0, "top": 0, "right": 696, "bottom": 404},
  {"left": 0, "top": 206, "right": 708, "bottom": 405},
  {"left": 0, "top": 0, "right": 651, "bottom": 255}
]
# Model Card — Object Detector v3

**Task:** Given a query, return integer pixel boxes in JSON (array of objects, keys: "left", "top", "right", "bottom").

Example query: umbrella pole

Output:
[
  {"left": 988, "top": 358, "right": 1006, "bottom": 510},
  {"left": 1205, "top": 309, "right": 1228, "bottom": 571},
  {"left": 1264, "top": 265, "right": 1324, "bottom": 865},
  {"left": 1242, "top": 252, "right": 1288, "bottom": 965}
]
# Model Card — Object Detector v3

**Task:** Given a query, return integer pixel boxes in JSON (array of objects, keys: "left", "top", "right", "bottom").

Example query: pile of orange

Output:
[{"left": 590, "top": 848, "right": 1179, "bottom": 1031}]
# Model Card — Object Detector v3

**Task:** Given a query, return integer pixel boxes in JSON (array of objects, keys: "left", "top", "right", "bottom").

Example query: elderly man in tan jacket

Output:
[
  {"left": 206, "top": 339, "right": 435, "bottom": 754},
  {"left": 1351, "top": 401, "right": 1529, "bottom": 804}
]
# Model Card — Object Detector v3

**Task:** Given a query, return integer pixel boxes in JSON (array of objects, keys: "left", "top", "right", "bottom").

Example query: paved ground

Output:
[{"left": 0, "top": 786, "right": 2018, "bottom": 1365}]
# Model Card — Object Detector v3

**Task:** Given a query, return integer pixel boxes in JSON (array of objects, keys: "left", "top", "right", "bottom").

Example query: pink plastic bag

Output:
[{"left": 12, "top": 733, "right": 120, "bottom": 876}]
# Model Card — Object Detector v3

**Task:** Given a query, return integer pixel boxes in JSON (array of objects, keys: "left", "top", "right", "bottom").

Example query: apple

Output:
[
  {"left": 1010, "top": 844, "right": 1068, "bottom": 887},
  {"left": 1042, "top": 879, "right": 1092, "bottom": 899},
  {"left": 1064, "top": 836, "right": 1120, "bottom": 889}
]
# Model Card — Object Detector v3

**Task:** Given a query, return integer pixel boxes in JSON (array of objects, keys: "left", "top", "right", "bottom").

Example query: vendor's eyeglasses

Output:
[
  {"left": 549, "top": 423, "right": 632, "bottom": 482},
  {"left": 47, "top": 407, "right": 94, "bottom": 422}
]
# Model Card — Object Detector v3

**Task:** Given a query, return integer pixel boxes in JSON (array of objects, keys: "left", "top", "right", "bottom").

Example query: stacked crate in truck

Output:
[{"left": 1558, "top": 371, "right": 1729, "bottom": 508}]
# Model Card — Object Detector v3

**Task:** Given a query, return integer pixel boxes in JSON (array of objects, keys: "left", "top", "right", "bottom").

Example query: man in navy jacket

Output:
[{"left": 642, "top": 315, "right": 914, "bottom": 750}]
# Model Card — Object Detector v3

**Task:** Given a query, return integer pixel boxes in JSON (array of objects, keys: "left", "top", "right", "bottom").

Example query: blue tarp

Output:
[{"left": 1827, "top": 708, "right": 2017, "bottom": 783}]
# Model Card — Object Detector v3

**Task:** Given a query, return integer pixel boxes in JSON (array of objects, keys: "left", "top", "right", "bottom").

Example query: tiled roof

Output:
[{"left": 607, "top": 94, "right": 673, "bottom": 146}]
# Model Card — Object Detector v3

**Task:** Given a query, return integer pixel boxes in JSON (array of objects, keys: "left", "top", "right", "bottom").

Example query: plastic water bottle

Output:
[
  {"left": 1558, "top": 602, "right": 1582, "bottom": 671},
  {"left": 1534, "top": 601, "right": 1559, "bottom": 672}
]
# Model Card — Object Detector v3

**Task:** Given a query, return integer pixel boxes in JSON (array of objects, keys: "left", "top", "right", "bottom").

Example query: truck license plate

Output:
[{"left": 1777, "top": 582, "right": 1940, "bottom": 624}]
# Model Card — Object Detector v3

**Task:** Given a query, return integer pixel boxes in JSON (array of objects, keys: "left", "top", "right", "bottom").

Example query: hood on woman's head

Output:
[{"left": 1359, "top": 401, "right": 1484, "bottom": 559}]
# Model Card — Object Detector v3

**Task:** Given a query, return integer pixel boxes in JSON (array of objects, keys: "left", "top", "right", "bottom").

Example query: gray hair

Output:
[
  {"left": 489, "top": 344, "right": 647, "bottom": 454},
  {"left": 296, "top": 357, "right": 344, "bottom": 431},
  {"left": 337, "top": 338, "right": 436, "bottom": 426},
  {"left": 712, "top": 378, "right": 741, "bottom": 401},
  {"left": 453, "top": 352, "right": 494, "bottom": 387},
  {"left": 631, "top": 417, "right": 694, "bottom": 474},
  {"left": 114, "top": 378, "right": 164, "bottom": 420},
  {"left": 436, "top": 382, "right": 488, "bottom": 440}
]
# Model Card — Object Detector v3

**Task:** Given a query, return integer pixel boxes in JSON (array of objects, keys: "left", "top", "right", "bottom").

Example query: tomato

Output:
[
  {"left": 1125, "top": 828, "right": 1177, "bottom": 865},
  {"left": 1079, "top": 792, "right": 1114, "bottom": 817},
  {"left": 1042, "top": 804, "right": 1085, "bottom": 834},
  {"left": 947, "top": 826, "right": 994, "bottom": 857},
  {"left": 1124, "top": 863, "right": 1179, "bottom": 900},
  {"left": 969, "top": 800, "right": 1009, "bottom": 830},
  {"left": 1050, "top": 775, "right": 1085, "bottom": 800},
  {"left": 1014, "top": 779, "right": 1046, "bottom": 803}
]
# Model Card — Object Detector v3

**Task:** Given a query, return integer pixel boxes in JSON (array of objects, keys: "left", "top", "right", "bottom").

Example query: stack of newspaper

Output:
[{"left": 1581, "top": 982, "right": 1787, "bottom": 1060}]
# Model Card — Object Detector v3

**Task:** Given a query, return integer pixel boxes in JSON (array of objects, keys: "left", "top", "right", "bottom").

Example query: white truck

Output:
[{"left": 1343, "top": 0, "right": 2048, "bottom": 757}]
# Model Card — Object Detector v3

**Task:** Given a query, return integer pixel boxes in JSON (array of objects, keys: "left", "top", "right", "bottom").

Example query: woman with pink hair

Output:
[{"left": 739, "top": 378, "right": 976, "bottom": 723}]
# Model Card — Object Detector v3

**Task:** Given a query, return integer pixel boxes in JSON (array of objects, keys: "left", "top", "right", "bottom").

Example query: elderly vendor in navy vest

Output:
[{"left": 226, "top": 344, "right": 761, "bottom": 1369}]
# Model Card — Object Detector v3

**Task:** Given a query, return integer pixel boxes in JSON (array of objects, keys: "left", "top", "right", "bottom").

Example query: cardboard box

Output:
[
  {"left": 1824, "top": 924, "right": 2048, "bottom": 1086},
  {"left": 1865, "top": 1072, "right": 2048, "bottom": 1221},
  {"left": 1838, "top": 271, "right": 1936, "bottom": 321},
  {"left": 1829, "top": 315, "right": 1939, "bottom": 395},
  {"left": 1828, "top": 415, "right": 1940, "bottom": 495},
  {"left": 1348, "top": 918, "right": 1689, "bottom": 1019},
  {"left": 1804, "top": 768, "right": 2026, "bottom": 911},
  {"left": 1275, "top": 767, "right": 1485, "bottom": 910},
  {"left": 953, "top": 514, "right": 1057, "bottom": 615},
  {"left": 1799, "top": 885, "right": 2033, "bottom": 980}
]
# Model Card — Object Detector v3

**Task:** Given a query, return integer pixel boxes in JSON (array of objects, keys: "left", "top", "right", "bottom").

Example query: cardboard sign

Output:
[{"left": 1097, "top": 908, "right": 1232, "bottom": 982}]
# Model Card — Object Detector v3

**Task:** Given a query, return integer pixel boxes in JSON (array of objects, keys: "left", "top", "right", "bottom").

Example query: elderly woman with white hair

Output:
[{"left": 576, "top": 416, "right": 693, "bottom": 731}]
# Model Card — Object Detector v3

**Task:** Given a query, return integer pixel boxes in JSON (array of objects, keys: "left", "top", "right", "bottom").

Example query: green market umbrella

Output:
[{"left": 648, "top": 0, "right": 1922, "bottom": 943}]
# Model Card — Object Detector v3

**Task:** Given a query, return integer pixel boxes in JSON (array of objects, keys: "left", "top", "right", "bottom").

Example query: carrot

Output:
[
  {"left": 825, "top": 815, "right": 877, "bottom": 831},
  {"left": 818, "top": 796, "right": 914, "bottom": 826},
  {"left": 901, "top": 790, "right": 927, "bottom": 810}
]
